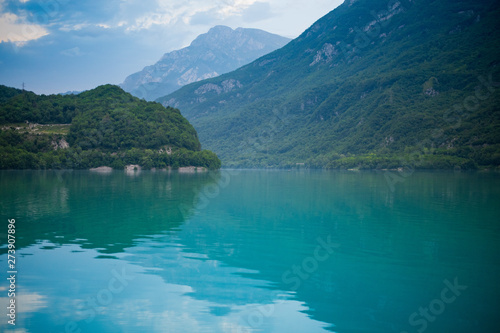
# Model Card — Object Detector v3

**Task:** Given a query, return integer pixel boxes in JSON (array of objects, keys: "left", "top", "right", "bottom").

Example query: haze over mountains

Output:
[
  {"left": 158, "top": 0, "right": 500, "bottom": 169},
  {"left": 121, "top": 26, "right": 291, "bottom": 101}
]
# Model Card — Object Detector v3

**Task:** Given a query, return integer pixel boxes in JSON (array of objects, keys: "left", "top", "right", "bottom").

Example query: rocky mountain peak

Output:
[{"left": 120, "top": 26, "right": 290, "bottom": 101}]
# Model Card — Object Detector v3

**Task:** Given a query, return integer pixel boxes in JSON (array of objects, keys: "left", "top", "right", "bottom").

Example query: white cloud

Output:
[
  {"left": 122, "top": 0, "right": 259, "bottom": 32},
  {"left": 216, "top": 0, "right": 258, "bottom": 17},
  {"left": 58, "top": 23, "right": 89, "bottom": 32},
  {"left": 0, "top": 12, "right": 49, "bottom": 45},
  {"left": 61, "top": 46, "right": 82, "bottom": 57}
]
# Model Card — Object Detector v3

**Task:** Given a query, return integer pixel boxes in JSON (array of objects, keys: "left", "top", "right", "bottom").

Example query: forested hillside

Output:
[
  {"left": 159, "top": 0, "right": 500, "bottom": 169},
  {"left": 0, "top": 85, "right": 220, "bottom": 169}
]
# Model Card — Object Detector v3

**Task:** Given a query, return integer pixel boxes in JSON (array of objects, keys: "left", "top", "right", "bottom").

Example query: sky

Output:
[{"left": 0, "top": 0, "right": 343, "bottom": 95}]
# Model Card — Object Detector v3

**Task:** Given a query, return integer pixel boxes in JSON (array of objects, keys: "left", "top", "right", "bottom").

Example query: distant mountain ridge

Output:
[
  {"left": 120, "top": 25, "right": 290, "bottom": 101},
  {"left": 158, "top": 0, "right": 500, "bottom": 169}
]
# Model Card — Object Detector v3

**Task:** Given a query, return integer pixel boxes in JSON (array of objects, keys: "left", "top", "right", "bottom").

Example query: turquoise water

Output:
[{"left": 0, "top": 170, "right": 499, "bottom": 332}]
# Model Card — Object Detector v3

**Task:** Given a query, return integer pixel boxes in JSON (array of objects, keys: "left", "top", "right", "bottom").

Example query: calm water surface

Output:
[{"left": 0, "top": 170, "right": 499, "bottom": 332}]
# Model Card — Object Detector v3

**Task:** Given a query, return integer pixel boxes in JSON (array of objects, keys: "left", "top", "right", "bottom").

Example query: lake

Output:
[{"left": 1, "top": 169, "right": 499, "bottom": 332}]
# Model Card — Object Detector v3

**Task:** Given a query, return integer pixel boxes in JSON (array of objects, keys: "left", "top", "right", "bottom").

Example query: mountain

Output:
[
  {"left": 120, "top": 25, "right": 291, "bottom": 101},
  {"left": 0, "top": 84, "right": 220, "bottom": 169},
  {"left": 158, "top": 0, "right": 500, "bottom": 169},
  {"left": 59, "top": 90, "right": 82, "bottom": 96}
]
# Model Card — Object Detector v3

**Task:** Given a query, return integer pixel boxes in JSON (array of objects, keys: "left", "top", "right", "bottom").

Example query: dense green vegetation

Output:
[
  {"left": 0, "top": 85, "right": 221, "bottom": 170},
  {"left": 158, "top": 0, "right": 500, "bottom": 169},
  {"left": 68, "top": 85, "right": 201, "bottom": 151}
]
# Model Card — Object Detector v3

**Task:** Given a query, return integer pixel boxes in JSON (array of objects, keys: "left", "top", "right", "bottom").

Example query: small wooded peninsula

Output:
[{"left": 0, "top": 84, "right": 221, "bottom": 170}]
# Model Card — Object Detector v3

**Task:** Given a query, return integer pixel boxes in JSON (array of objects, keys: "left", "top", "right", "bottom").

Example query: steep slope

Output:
[
  {"left": 158, "top": 0, "right": 500, "bottom": 169},
  {"left": 0, "top": 84, "right": 220, "bottom": 169},
  {"left": 121, "top": 26, "right": 290, "bottom": 101}
]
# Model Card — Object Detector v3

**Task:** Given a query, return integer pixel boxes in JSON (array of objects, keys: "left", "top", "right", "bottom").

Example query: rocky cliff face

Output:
[{"left": 120, "top": 26, "right": 290, "bottom": 101}]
